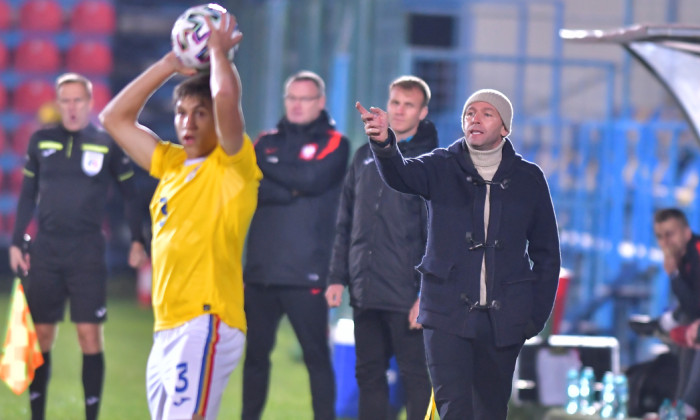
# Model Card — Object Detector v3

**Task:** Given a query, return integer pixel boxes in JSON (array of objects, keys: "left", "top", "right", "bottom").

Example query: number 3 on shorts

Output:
[{"left": 175, "top": 362, "right": 189, "bottom": 392}]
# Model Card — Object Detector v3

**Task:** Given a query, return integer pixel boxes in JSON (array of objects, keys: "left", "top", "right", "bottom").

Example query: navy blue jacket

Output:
[
  {"left": 371, "top": 131, "right": 561, "bottom": 347},
  {"left": 244, "top": 111, "right": 350, "bottom": 288}
]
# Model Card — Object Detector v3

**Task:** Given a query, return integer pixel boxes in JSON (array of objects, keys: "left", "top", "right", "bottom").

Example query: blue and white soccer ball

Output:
[{"left": 170, "top": 3, "right": 237, "bottom": 70}]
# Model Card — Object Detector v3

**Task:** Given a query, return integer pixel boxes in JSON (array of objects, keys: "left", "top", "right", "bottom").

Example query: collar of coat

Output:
[
  {"left": 277, "top": 109, "right": 336, "bottom": 139},
  {"left": 398, "top": 119, "right": 439, "bottom": 156},
  {"left": 445, "top": 137, "right": 522, "bottom": 180}
]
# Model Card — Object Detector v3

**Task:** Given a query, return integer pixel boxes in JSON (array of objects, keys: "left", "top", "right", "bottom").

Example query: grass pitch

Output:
[
  {"left": 0, "top": 278, "right": 544, "bottom": 420},
  {"left": 0, "top": 280, "right": 314, "bottom": 420}
]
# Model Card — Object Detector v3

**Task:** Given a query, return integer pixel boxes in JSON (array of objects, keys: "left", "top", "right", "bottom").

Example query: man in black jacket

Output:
[
  {"left": 8, "top": 73, "right": 145, "bottom": 420},
  {"left": 652, "top": 208, "right": 700, "bottom": 417},
  {"left": 356, "top": 88, "right": 561, "bottom": 419},
  {"left": 326, "top": 76, "right": 434, "bottom": 420},
  {"left": 242, "top": 70, "right": 349, "bottom": 420}
]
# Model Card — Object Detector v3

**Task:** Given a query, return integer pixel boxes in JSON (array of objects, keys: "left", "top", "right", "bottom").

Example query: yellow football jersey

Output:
[{"left": 149, "top": 136, "right": 261, "bottom": 332}]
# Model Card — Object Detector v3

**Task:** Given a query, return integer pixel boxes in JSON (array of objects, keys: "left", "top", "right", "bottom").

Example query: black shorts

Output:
[{"left": 24, "top": 232, "right": 108, "bottom": 324}]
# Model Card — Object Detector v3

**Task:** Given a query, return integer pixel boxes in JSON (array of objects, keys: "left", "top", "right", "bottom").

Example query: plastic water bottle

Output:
[
  {"left": 565, "top": 368, "right": 580, "bottom": 414},
  {"left": 599, "top": 371, "right": 616, "bottom": 418},
  {"left": 675, "top": 399, "right": 685, "bottom": 420},
  {"left": 659, "top": 398, "right": 672, "bottom": 420},
  {"left": 614, "top": 373, "right": 629, "bottom": 419},
  {"left": 664, "top": 399, "right": 685, "bottom": 420},
  {"left": 578, "top": 366, "right": 595, "bottom": 415}
]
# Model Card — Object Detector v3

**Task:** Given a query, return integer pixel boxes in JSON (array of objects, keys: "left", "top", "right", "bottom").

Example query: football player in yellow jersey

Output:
[{"left": 99, "top": 12, "right": 261, "bottom": 420}]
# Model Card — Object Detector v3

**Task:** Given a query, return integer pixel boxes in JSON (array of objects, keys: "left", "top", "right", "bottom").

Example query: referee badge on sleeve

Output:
[{"left": 82, "top": 150, "right": 104, "bottom": 176}]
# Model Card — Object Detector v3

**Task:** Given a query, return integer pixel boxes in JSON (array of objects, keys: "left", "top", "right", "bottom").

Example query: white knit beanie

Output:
[{"left": 461, "top": 89, "right": 513, "bottom": 134}]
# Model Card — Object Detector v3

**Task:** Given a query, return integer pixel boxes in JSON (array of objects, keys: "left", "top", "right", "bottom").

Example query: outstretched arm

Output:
[
  {"left": 355, "top": 101, "right": 432, "bottom": 198},
  {"left": 206, "top": 13, "right": 245, "bottom": 155},
  {"left": 100, "top": 53, "right": 196, "bottom": 171}
]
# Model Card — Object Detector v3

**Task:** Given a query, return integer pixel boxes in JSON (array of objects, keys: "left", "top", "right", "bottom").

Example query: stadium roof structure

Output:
[{"left": 560, "top": 24, "right": 700, "bottom": 143}]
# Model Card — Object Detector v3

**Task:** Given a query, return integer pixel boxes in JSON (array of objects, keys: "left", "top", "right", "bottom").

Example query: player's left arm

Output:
[{"left": 206, "top": 13, "right": 244, "bottom": 156}]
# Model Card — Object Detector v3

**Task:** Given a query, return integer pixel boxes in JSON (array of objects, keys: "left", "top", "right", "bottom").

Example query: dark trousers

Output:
[
  {"left": 683, "top": 349, "right": 700, "bottom": 409},
  {"left": 242, "top": 285, "right": 335, "bottom": 420},
  {"left": 423, "top": 310, "right": 523, "bottom": 420},
  {"left": 678, "top": 347, "right": 697, "bottom": 398},
  {"left": 353, "top": 308, "right": 431, "bottom": 420}
]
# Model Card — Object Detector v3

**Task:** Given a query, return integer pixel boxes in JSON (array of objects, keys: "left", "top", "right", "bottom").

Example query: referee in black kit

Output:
[{"left": 8, "top": 73, "right": 147, "bottom": 420}]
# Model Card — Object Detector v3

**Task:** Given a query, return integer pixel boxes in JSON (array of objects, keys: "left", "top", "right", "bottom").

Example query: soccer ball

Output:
[{"left": 170, "top": 3, "right": 237, "bottom": 70}]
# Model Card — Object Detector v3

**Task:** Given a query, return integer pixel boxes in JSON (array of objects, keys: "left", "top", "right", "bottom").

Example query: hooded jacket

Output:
[
  {"left": 327, "top": 120, "right": 438, "bottom": 312},
  {"left": 244, "top": 110, "right": 349, "bottom": 287},
  {"left": 371, "top": 132, "right": 561, "bottom": 347}
]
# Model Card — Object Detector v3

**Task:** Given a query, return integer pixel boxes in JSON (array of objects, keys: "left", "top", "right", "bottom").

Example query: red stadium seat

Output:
[
  {"left": 13, "top": 38, "right": 62, "bottom": 73},
  {"left": 4, "top": 212, "right": 38, "bottom": 239},
  {"left": 0, "top": 81, "right": 7, "bottom": 111},
  {"left": 4, "top": 214, "right": 15, "bottom": 236},
  {"left": 8, "top": 167, "right": 25, "bottom": 193},
  {"left": 0, "top": 41, "right": 9, "bottom": 70},
  {"left": 11, "top": 121, "right": 39, "bottom": 155},
  {"left": 12, "top": 79, "right": 55, "bottom": 114},
  {"left": 0, "top": 0, "right": 12, "bottom": 31},
  {"left": 0, "top": 126, "right": 7, "bottom": 153},
  {"left": 91, "top": 80, "right": 111, "bottom": 113},
  {"left": 19, "top": 0, "right": 64, "bottom": 32},
  {"left": 66, "top": 40, "right": 112, "bottom": 75},
  {"left": 70, "top": 0, "right": 115, "bottom": 34}
]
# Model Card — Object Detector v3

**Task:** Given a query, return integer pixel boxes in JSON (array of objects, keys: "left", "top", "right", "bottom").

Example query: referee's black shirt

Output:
[{"left": 11, "top": 123, "right": 142, "bottom": 247}]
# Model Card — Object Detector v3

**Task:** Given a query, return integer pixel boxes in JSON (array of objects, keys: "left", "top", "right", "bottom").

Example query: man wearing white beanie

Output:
[{"left": 355, "top": 88, "right": 560, "bottom": 419}]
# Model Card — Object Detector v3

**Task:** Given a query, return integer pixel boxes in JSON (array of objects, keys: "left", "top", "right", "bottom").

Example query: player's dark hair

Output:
[
  {"left": 173, "top": 73, "right": 212, "bottom": 106},
  {"left": 654, "top": 208, "right": 689, "bottom": 227}
]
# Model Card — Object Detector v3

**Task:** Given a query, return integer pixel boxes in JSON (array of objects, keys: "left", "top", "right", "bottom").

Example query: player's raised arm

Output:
[
  {"left": 206, "top": 13, "right": 245, "bottom": 156},
  {"left": 99, "top": 53, "right": 196, "bottom": 171}
]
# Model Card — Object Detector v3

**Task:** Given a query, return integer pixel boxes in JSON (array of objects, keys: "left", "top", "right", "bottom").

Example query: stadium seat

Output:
[
  {"left": 91, "top": 80, "right": 111, "bottom": 113},
  {"left": 13, "top": 38, "right": 62, "bottom": 73},
  {"left": 0, "top": 0, "right": 12, "bottom": 31},
  {"left": 8, "top": 166, "right": 24, "bottom": 194},
  {"left": 4, "top": 214, "right": 15, "bottom": 236},
  {"left": 19, "top": 0, "right": 64, "bottom": 32},
  {"left": 12, "top": 79, "right": 55, "bottom": 114},
  {"left": 0, "top": 41, "right": 9, "bottom": 70},
  {"left": 2, "top": 212, "right": 38, "bottom": 239},
  {"left": 0, "top": 80, "right": 7, "bottom": 111},
  {"left": 70, "top": 0, "right": 115, "bottom": 34},
  {"left": 0, "top": 126, "right": 6, "bottom": 153},
  {"left": 11, "top": 121, "right": 39, "bottom": 156},
  {"left": 66, "top": 40, "right": 112, "bottom": 74}
]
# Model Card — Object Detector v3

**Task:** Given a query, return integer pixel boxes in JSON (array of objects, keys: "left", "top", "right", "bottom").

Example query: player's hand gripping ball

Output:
[{"left": 171, "top": 3, "right": 239, "bottom": 70}]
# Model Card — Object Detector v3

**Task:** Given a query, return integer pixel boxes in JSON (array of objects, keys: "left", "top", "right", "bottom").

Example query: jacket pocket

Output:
[
  {"left": 416, "top": 257, "right": 455, "bottom": 282},
  {"left": 416, "top": 257, "right": 456, "bottom": 315},
  {"left": 499, "top": 275, "right": 536, "bottom": 328}
]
